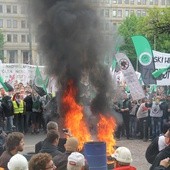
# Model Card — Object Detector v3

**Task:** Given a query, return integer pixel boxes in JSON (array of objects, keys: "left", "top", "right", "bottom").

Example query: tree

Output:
[
  {"left": 118, "top": 14, "right": 143, "bottom": 69},
  {"left": 118, "top": 7, "right": 170, "bottom": 69},
  {"left": 0, "top": 31, "right": 4, "bottom": 62}
]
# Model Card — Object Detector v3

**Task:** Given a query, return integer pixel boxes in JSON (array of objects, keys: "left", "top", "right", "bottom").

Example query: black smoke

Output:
[{"left": 29, "top": 0, "right": 114, "bottom": 114}]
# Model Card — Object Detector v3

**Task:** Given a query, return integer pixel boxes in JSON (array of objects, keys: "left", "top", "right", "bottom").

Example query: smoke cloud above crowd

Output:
[{"left": 29, "top": 0, "right": 115, "bottom": 114}]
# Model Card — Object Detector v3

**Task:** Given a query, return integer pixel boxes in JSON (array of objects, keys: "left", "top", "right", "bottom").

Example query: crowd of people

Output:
[{"left": 0, "top": 83, "right": 169, "bottom": 169}]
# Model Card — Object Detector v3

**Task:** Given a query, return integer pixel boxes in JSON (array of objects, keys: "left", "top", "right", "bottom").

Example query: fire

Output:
[
  {"left": 62, "top": 80, "right": 91, "bottom": 149},
  {"left": 97, "top": 114, "right": 116, "bottom": 155}
]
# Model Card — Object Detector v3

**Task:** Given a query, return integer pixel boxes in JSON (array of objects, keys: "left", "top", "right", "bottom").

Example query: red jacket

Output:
[{"left": 114, "top": 165, "right": 136, "bottom": 170}]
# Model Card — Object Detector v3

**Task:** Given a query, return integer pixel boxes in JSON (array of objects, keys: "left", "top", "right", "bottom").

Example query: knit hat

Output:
[
  {"left": 68, "top": 152, "right": 85, "bottom": 166},
  {"left": 7, "top": 154, "right": 28, "bottom": 170},
  {"left": 65, "top": 137, "right": 79, "bottom": 151}
]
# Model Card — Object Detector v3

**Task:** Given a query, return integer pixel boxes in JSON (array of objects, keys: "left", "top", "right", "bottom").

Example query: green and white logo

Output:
[{"left": 139, "top": 52, "right": 152, "bottom": 66}]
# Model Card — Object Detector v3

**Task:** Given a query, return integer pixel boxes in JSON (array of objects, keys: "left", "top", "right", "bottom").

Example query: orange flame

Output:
[
  {"left": 97, "top": 114, "right": 116, "bottom": 155},
  {"left": 62, "top": 80, "right": 91, "bottom": 149}
]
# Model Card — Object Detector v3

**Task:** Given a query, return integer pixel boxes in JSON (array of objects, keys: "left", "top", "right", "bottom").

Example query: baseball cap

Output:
[{"left": 68, "top": 152, "right": 85, "bottom": 167}]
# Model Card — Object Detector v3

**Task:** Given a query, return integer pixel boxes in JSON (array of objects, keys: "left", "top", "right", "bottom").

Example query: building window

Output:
[
  {"left": 142, "top": 0, "right": 146, "bottom": 4},
  {"left": 150, "top": 0, "right": 153, "bottom": 5},
  {"left": 21, "top": 20, "right": 26, "bottom": 28},
  {"left": 21, "top": 35, "right": 26, "bottom": 42},
  {"left": 112, "top": 0, "right": 117, "bottom": 3},
  {"left": 6, "top": 5, "right": 11, "bottom": 13},
  {"left": 27, "top": 34, "right": 30, "bottom": 43},
  {"left": 9, "top": 51, "right": 16, "bottom": 63},
  {"left": 21, "top": 5, "right": 26, "bottom": 14},
  {"left": 0, "top": 19, "right": 3, "bottom": 28},
  {"left": 100, "top": 9, "right": 104, "bottom": 17},
  {"left": 0, "top": 5, "right": 3, "bottom": 13},
  {"left": 13, "top": 20, "right": 17, "bottom": 28},
  {"left": 105, "top": 22, "right": 109, "bottom": 31},
  {"left": 161, "top": 0, "right": 165, "bottom": 5},
  {"left": 124, "top": 0, "right": 129, "bottom": 4},
  {"left": 154, "top": 0, "right": 158, "bottom": 4},
  {"left": 117, "top": 10, "right": 122, "bottom": 17},
  {"left": 104, "top": 9, "right": 110, "bottom": 17},
  {"left": 23, "top": 51, "right": 29, "bottom": 64},
  {"left": 130, "top": 0, "right": 134, "bottom": 4},
  {"left": 13, "top": 34, "right": 18, "bottom": 42},
  {"left": 13, "top": 5, "right": 17, "bottom": 14},
  {"left": 125, "top": 10, "right": 129, "bottom": 17},
  {"left": 7, "top": 20, "right": 11, "bottom": 28},
  {"left": 142, "top": 10, "right": 146, "bottom": 16},
  {"left": 112, "top": 10, "right": 117, "bottom": 17},
  {"left": 167, "top": 0, "right": 170, "bottom": 5},
  {"left": 137, "top": 0, "right": 141, "bottom": 4},
  {"left": 7, "top": 34, "right": 12, "bottom": 42},
  {"left": 118, "top": 0, "right": 122, "bottom": 4},
  {"left": 136, "top": 10, "right": 141, "bottom": 16}
]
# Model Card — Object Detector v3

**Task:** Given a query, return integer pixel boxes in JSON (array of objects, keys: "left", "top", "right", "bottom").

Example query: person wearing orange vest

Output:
[
  {"left": 12, "top": 92, "right": 25, "bottom": 133},
  {"left": 111, "top": 147, "right": 136, "bottom": 170}
]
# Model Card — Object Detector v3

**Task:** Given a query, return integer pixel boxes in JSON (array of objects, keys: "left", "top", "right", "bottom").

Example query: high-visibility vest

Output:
[{"left": 12, "top": 100, "right": 24, "bottom": 114}]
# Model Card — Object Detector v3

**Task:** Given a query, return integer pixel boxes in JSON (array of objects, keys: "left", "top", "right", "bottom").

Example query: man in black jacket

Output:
[
  {"left": 23, "top": 91, "right": 33, "bottom": 133},
  {"left": 1, "top": 89, "right": 14, "bottom": 132},
  {"left": 150, "top": 132, "right": 170, "bottom": 170},
  {"left": 39, "top": 129, "right": 62, "bottom": 157}
]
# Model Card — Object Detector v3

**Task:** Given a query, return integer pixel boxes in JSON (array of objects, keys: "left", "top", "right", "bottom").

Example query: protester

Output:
[
  {"left": 146, "top": 128, "right": 170, "bottom": 164},
  {"left": 118, "top": 93, "right": 132, "bottom": 139},
  {"left": 39, "top": 129, "right": 62, "bottom": 157},
  {"left": 35, "top": 121, "right": 66, "bottom": 153},
  {"left": 1, "top": 89, "right": 14, "bottom": 132},
  {"left": 29, "top": 153, "right": 56, "bottom": 170},
  {"left": 150, "top": 135, "right": 170, "bottom": 170},
  {"left": 0, "top": 132, "right": 24, "bottom": 170},
  {"left": 31, "top": 91, "right": 42, "bottom": 134},
  {"left": 67, "top": 152, "right": 85, "bottom": 170},
  {"left": 53, "top": 137, "right": 79, "bottom": 170},
  {"left": 12, "top": 92, "right": 25, "bottom": 133},
  {"left": 7, "top": 154, "right": 28, "bottom": 170},
  {"left": 23, "top": 91, "right": 33, "bottom": 133},
  {"left": 111, "top": 146, "right": 136, "bottom": 170}
]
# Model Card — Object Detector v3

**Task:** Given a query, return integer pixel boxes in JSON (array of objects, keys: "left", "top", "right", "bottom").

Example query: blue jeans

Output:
[
  {"left": 129, "top": 116, "right": 137, "bottom": 138},
  {"left": 151, "top": 117, "right": 162, "bottom": 139}
]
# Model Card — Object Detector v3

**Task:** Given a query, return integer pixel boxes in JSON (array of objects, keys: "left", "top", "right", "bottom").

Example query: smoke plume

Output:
[{"left": 30, "top": 0, "right": 114, "bottom": 114}]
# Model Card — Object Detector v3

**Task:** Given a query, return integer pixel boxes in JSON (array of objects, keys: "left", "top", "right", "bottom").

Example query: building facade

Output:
[
  {"left": 0, "top": 0, "right": 40, "bottom": 65},
  {"left": 0, "top": 0, "right": 169, "bottom": 65}
]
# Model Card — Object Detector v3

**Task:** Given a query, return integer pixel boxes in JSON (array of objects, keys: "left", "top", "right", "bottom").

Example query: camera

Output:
[{"left": 62, "top": 128, "right": 68, "bottom": 133}]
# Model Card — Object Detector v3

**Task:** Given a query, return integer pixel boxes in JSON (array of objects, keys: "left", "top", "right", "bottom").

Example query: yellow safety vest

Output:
[{"left": 12, "top": 100, "right": 24, "bottom": 114}]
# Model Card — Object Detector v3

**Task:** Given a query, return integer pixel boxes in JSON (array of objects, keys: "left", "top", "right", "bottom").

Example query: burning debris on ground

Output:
[{"left": 29, "top": 0, "right": 120, "bottom": 154}]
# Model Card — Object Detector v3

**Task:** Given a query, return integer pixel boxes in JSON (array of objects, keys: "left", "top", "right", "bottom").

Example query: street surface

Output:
[{"left": 22, "top": 133, "right": 151, "bottom": 170}]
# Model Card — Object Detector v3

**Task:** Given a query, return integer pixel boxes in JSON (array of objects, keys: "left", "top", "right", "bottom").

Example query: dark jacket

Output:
[
  {"left": 24, "top": 95, "right": 33, "bottom": 112},
  {"left": 39, "top": 141, "right": 62, "bottom": 157},
  {"left": 35, "top": 138, "right": 66, "bottom": 154},
  {"left": 53, "top": 151, "right": 71, "bottom": 170},
  {"left": 150, "top": 146, "right": 170, "bottom": 170},
  {"left": 154, "top": 165, "right": 167, "bottom": 170},
  {"left": 145, "top": 136, "right": 159, "bottom": 164},
  {"left": 1, "top": 96, "right": 13, "bottom": 117}
]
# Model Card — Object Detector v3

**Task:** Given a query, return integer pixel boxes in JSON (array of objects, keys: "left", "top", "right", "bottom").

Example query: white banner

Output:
[
  {"left": 0, "top": 64, "right": 46, "bottom": 86},
  {"left": 153, "top": 50, "right": 170, "bottom": 85},
  {"left": 115, "top": 53, "right": 145, "bottom": 100}
]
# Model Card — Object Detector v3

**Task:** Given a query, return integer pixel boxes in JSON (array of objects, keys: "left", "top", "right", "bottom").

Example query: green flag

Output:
[
  {"left": 131, "top": 35, "right": 156, "bottom": 85},
  {"left": 152, "top": 65, "right": 170, "bottom": 78},
  {"left": 0, "top": 76, "right": 9, "bottom": 92},
  {"left": 112, "top": 58, "right": 117, "bottom": 71},
  {"left": 33, "top": 66, "right": 47, "bottom": 96}
]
